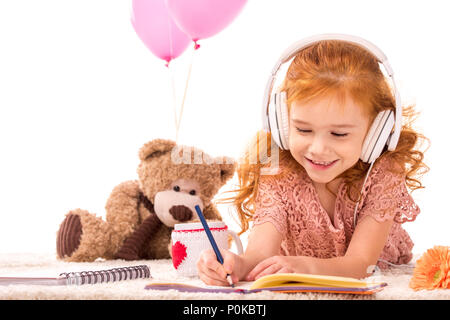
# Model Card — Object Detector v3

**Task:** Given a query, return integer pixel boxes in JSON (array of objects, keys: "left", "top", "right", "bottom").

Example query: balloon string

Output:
[
  {"left": 168, "top": 63, "right": 178, "bottom": 143},
  {"left": 176, "top": 47, "right": 196, "bottom": 143}
]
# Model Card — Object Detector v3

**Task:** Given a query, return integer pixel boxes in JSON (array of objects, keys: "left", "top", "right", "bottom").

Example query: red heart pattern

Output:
[{"left": 172, "top": 241, "right": 187, "bottom": 269}]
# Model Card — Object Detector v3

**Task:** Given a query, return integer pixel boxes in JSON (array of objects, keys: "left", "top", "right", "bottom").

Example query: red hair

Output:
[{"left": 218, "top": 40, "right": 429, "bottom": 235}]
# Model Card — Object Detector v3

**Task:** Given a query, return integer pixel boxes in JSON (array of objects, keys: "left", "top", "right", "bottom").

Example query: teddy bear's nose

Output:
[{"left": 169, "top": 205, "right": 193, "bottom": 222}]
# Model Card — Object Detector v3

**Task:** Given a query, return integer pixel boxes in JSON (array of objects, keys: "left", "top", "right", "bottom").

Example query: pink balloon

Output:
[
  {"left": 166, "top": 0, "right": 247, "bottom": 45},
  {"left": 131, "top": 0, "right": 191, "bottom": 64}
]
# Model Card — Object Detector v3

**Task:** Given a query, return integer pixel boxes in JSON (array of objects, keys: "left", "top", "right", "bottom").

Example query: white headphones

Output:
[{"left": 262, "top": 34, "right": 402, "bottom": 164}]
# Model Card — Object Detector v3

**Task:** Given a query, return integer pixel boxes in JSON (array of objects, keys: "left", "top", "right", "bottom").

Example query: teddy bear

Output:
[{"left": 56, "top": 139, "right": 236, "bottom": 262}]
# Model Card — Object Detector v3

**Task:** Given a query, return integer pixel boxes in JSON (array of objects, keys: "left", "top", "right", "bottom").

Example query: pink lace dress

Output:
[{"left": 253, "top": 154, "right": 420, "bottom": 269}]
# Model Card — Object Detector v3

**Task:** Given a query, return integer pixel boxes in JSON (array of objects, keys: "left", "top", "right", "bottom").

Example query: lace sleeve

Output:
[
  {"left": 358, "top": 156, "right": 420, "bottom": 224},
  {"left": 252, "top": 174, "right": 288, "bottom": 235}
]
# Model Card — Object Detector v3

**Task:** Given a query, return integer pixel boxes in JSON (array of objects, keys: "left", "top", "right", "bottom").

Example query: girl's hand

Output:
[
  {"left": 196, "top": 248, "right": 240, "bottom": 286},
  {"left": 245, "top": 256, "right": 304, "bottom": 281}
]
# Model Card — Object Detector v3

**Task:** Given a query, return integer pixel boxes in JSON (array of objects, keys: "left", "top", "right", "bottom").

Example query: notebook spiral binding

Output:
[{"left": 59, "top": 265, "right": 151, "bottom": 285}]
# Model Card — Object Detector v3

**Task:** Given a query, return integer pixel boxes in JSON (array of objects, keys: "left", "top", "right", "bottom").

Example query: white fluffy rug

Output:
[{"left": 0, "top": 253, "right": 448, "bottom": 300}]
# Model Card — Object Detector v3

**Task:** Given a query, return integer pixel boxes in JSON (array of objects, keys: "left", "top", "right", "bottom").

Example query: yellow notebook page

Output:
[{"left": 250, "top": 273, "right": 380, "bottom": 289}]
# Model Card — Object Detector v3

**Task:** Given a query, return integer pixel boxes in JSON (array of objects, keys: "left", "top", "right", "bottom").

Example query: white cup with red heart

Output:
[{"left": 171, "top": 221, "right": 244, "bottom": 277}]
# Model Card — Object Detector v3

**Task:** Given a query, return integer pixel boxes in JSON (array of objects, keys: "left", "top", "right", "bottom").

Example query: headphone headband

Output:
[{"left": 262, "top": 33, "right": 402, "bottom": 151}]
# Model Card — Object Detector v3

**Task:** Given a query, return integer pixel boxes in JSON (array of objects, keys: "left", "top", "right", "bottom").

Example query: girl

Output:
[{"left": 196, "top": 36, "right": 429, "bottom": 286}]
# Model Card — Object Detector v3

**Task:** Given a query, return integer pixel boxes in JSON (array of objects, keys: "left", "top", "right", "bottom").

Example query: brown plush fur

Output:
[{"left": 56, "top": 139, "right": 236, "bottom": 262}]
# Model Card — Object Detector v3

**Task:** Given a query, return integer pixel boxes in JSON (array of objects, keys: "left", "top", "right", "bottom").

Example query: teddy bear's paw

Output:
[
  {"left": 114, "top": 250, "right": 141, "bottom": 261},
  {"left": 56, "top": 213, "right": 82, "bottom": 259}
]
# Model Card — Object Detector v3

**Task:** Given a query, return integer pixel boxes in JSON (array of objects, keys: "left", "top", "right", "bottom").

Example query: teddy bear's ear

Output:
[
  {"left": 219, "top": 158, "right": 236, "bottom": 183},
  {"left": 139, "top": 139, "right": 177, "bottom": 161}
]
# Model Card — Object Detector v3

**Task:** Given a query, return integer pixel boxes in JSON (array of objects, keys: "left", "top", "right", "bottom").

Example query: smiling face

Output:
[{"left": 288, "top": 93, "right": 371, "bottom": 186}]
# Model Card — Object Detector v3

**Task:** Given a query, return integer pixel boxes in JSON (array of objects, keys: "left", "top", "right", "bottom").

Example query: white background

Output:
[{"left": 0, "top": 0, "right": 448, "bottom": 255}]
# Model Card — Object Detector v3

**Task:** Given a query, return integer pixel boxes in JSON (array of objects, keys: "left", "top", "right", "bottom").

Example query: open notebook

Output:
[
  {"left": 145, "top": 273, "right": 387, "bottom": 295},
  {"left": 0, "top": 265, "right": 151, "bottom": 286}
]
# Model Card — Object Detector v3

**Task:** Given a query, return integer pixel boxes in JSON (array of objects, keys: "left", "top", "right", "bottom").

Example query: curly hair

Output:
[{"left": 217, "top": 40, "right": 429, "bottom": 235}]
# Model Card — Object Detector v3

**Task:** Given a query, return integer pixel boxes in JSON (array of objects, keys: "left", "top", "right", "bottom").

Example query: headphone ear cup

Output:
[
  {"left": 276, "top": 91, "right": 290, "bottom": 150},
  {"left": 268, "top": 92, "right": 283, "bottom": 150},
  {"left": 361, "top": 112, "right": 383, "bottom": 162},
  {"left": 361, "top": 110, "right": 395, "bottom": 163}
]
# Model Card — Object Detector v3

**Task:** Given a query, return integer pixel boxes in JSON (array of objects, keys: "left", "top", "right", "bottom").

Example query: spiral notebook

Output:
[
  {"left": 0, "top": 265, "right": 151, "bottom": 286},
  {"left": 145, "top": 273, "right": 387, "bottom": 295}
]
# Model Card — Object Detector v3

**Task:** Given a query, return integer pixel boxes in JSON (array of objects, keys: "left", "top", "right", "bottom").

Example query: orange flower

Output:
[{"left": 409, "top": 246, "right": 450, "bottom": 291}]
